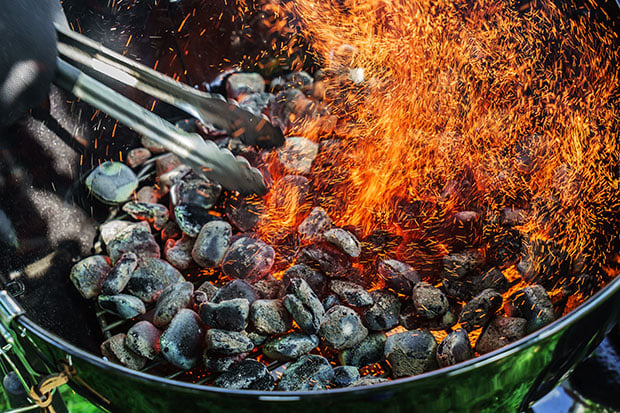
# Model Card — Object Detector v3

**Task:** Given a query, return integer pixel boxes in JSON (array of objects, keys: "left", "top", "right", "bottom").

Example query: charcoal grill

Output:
[{"left": 0, "top": 0, "right": 619, "bottom": 411}]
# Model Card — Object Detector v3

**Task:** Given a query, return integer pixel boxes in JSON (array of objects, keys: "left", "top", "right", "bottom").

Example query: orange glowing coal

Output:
[{"left": 242, "top": 0, "right": 619, "bottom": 295}]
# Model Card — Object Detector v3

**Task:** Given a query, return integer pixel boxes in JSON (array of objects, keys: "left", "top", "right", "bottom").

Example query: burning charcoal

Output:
[
  {"left": 263, "top": 333, "right": 319, "bottom": 361},
  {"left": 221, "top": 237, "right": 275, "bottom": 282},
  {"left": 125, "top": 258, "right": 184, "bottom": 303},
  {"left": 298, "top": 207, "right": 333, "bottom": 243},
  {"left": 436, "top": 329, "right": 474, "bottom": 367},
  {"left": 174, "top": 205, "right": 220, "bottom": 237},
  {"left": 225, "top": 194, "right": 264, "bottom": 232},
  {"left": 269, "top": 89, "right": 305, "bottom": 130},
  {"left": 122, "top": 201, "right": 169, "bottom": 229},
  {"left": 191, "top": 221, "right": 232, "bottom": 267},
  {"left": 441, "top": 250, "right": 483, "bottom": 280},
  {"left": 107, "top": 222, "right": 160, "bottom": 263},
  {"left": 459, "top": 289, "right": 502, "bottom": 332},
  {"left": 98, "top": 294, "right": 146, "bottom": 319},
  {"left": 213, "top": 359, "right": 274, "bottom": 390},
  {"left": 248, "top": 332, "right": 267, "bottom": 346},
  {"left": 226, "top": 73, "right": 265, "bottom": 99},
  {"left": 505, "top": 285, "right": 555, "bottom": 333},
  {"left": 238, "top": 92, "right": 273, "bottom": 116},
  {"left": 101, "top": 333, "right": 146, "bottom": 370},
  {"left": 474, "top": 268, "right": 509, "bottom": 294},
  {"left": 283, "top": 278, "right": 325, "bottom": 334},
  {"left": 161, "top": 221, "right": 181, "bottom": 241},
  {"left": 476, "top": 316, "right": 527, "bottom": 354},
  {"left": 253, "top": 276, "right": 285, "bottom": 299},
  {"left": 378, "top": 259, "right": 420, "bottom": 295},
  {"left": 272, "top": 175, "right": 311, "bottom": 209},
  {"left": 126, "top": 147, "right": 151, "bottom": 168},
  {"left": 85, "top": 161, "right": 138, "bottom": 205},
  {"left": 363, "top": 291, "right": 401, "bottom": 331},
  {"left": 298, "top": 244, "right": 352, "bottom": 278},
  {"left": 412, "top": 282, "right": 449, "bottom": 319},
  {"left": 156, "top": 153, "right": 183, "bottom": 176},
  {"left": 102, "top": 252, "right": 138, "bottom": 295},
  {"left": 164, "top": 235, "right": 194, "bottom": 271},
  {"left": 338, "top": 333, "right": 387, "bottom": 367},
  {"left": 349, "top": 377, "right": 389, "bottom": 387},
  {"left": 276, "top": 355, "right": 335, "bottom": 391},
  {"left": 158, "top": 165, "right": 192, "bottom": 195},
  {"left": 171, "top": 172, "right": 222, "bottom": 210},
  {"left": 160, "top": 309, "right": 204, "bottom": 369},
  {"left": 277, "top": 137, "right": 319, "bottom": 175},
  {"left": 136, "top": 186, "right": 159, "bottom": 204},
  {"left": 205, "top": 329, "right": 254, "bottom": 355},
  {"left": 283, "top": 264, "right": 326, "bottom": 295},
  {"left": 250, "top": 299, "right": 292, "bottom": 335},
  {"left": 213, "top": 280, "right": 258, "bottom": 304},
  {"left": 323, "top": 228, "right": 361, "bottom": 258},
  {"left": 200, "top": 298, "right": 250, "bottom": 332},
  {"left": 153, "top": 282, "right": 194, "bottom": 327},
  {"left": 70, "top": 255, "right": 111, "bottom": 299},
  {"left": 384, "top": 330, "right": 438, "bottom": 378},
  {"left": 329, "top": 280, "right": 372, "bottom": 307},
  {"left": 322, "top": 294, "right": 340, "bottom": 310},
  {"left": 319, "top": 305, "right": 368, "bottom": 350},
  {"left": 399, "top": 304, "right": 456, "bottom": 331},
  {"left": 204, "top": 353, "right": 247, "bottom": 372},
  {"left": 488, "top": 231, "right": 522, "bottom": 269},
  {"left": 100, "top": 220, "right": 133, "bottom": 246},
  {"left": 126, "top": 321, "right": 161, "bottom": 360},
  {"left": 332, "top": 366, "right": 360, "bottom": 387},
  {"left": 500, "top": 207, "right": 527, "bottom": 226}
]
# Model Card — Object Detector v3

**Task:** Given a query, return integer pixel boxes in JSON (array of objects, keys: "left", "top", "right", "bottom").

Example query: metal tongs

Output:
[{"left": 54, "top": 26, "right": 284, "bottom": 195}]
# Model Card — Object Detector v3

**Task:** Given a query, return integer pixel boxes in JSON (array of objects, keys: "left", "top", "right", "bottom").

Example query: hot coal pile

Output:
[{"left": 69, "top": 0, "right": 618, "bottom": 391}]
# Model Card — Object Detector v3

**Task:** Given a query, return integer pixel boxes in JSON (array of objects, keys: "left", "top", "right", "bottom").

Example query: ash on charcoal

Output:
[
  {"left": 158, "top": 165, "right": 192, "bottom": 195},
  {"left": 436, "top": 329, "right": 474, "bottom": 367},
  {"left": 298, "top": 244, "right": 352, "bottom": 278},
  {"left": 248, "top": 332, "right": 267, "bottom": 346},
  {"left": 363, "top": 291, "right": 401, "bottom": 331},
  {"left": 225, "top": 194, "right": 264, "bottom": 232},
  {"left": 160, "top": 309, "right": 204, "bottom": 370},
  {"left": 102, "top": 252, "right": 138, "bottom": 295},
  {"left": 200, "top": 298, "right": 250, "bottom": 332},
  {"left": 277, "top": 137, "right": 319, "bottom": 175},
  {"left": 126, "top": 321, "right": 161, "bottom": 360},
  {"left": 339, "top": 333, "right": 387, "bottom": 367},
  {"left": 384, "top": 330, "right": 438, "bottom": 378},
  {"left": 226, "top": 73, "right": 265, "bottom": 99},
  {"left": 319, "top": 305, "right": 368, "bottom": 350},
  {"left": 107, "top": 223, "right": 160, "bottom": 263},
  {"left": 126, "top": 148, "right": 151, "bottom": 168},
  {"left": 195, "top": 280, "right": 219, "bottom": 303},
  {"left": 459, "top": 289, "right": 502, "bottom": 332},
  {"left": 191, "top": 221, "right": 232, "bottom": 267},
  {"left": 221, "top": 237, "right": 275, "bottom": 282},
  {"left": 250, "top": 299, "right": 292, "bottom": 335},
  {"left": 213, "top": 279, "right": 258, "bottom": 304},
  {"left": 238, "top": 92, "right": 273, "bottom": 116},
  {"left": 164, "top": 236, "right": 194, "bottom": 271},
  {"left": 70, "top": 255, "right": 111, "bottom": 299},
  {"left": 205, "top": 329, "right": 254, "bottom": 355},
  {"left": 329, "top": 280, "right": 372, "bottom": 307},
  {"left": 378, "top": 259, "right": 420, "bottom": 295},
  {"left": 156, "top": 153, "right": 182, "bottom": 176},
  {"left": 505, "top": 285, "right": 555, "bottom": 333},
  {"left": 399, "top": 304, "right": 457, "bottom": 331},
  {"left": 136, "top": 186, "right": 159, "bottom": 204},
  {"left": 441, "top": 250, "right": 483, "bottom": 280},
  {"left": 262, "top": 333, "right": 319, "bottom": 361},
  {"left": 174, "top": 205, "right": 220, "bottom": 237},
  {"left": 323, "top": 228, "right": 361, "bottom": 258},
  {"left": 322, "top": 294, "right": 340, "bottom": 310},
  {"left": 298, "top": 207, "right": 333, "bottom": 243},
  {"left": 476, "top": 268, "right": 509, "bottom": 294},
  {"left": 98, "top": 294, "right": 146, "bottom": 319},
  {"left": 276, "top": 354, "right": 335, "bottom": 391},
  {"left": 153, "top": 282, "right": 194, "bottom": 327},
  {"left": 213, "top": 359, "right": 274, "bottom": 390},
  {"left": 332, "top": 366, "right": 360, "bottom": 387},
  {"left": 85, "top": 161, "right": 138, "bottom": 205},
  {"left": 122, "top": 201, "right": 169, "bottom": 229},
  {"left": 101, "top": 333, "right": 146, "bottom": 370},
  {"left": 349, "top": 377, "right": 389, "bottom": 387},
  {"left": 100, "top": 220, "right": 133, "bottom": 246},
  {"left": 125, "top": 258, "right": 184, "bottom": 303},
  {"left": 253, "top": 276, "right": 285, "bottom": 300},
  {"left": 412, "top": 282, "right": 449, "bottom": 319},
  {"left": 282, "top": 264, "right": 326, "bottom": 296},
  {"left": 269, "top": 88, "right": 305, "bottom": 130},
  {"left": 283, "top": 278, "right": 325, "bottom": 334},
  {"left": 204, "top": 353, "right": 247, "bottom": 373},
  {"left": 171, "top": 172, "right": 222, "bottom": 210},
  {"left": 476, "top": 316, "right": 528, "bottom": 354}
]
